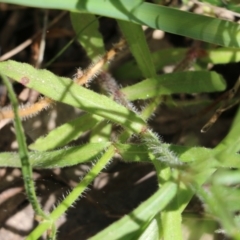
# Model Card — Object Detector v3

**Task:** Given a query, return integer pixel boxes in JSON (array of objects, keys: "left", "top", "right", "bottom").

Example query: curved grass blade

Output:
[{"left": 2, "top": 0, "right": 240, "bottom": 48}]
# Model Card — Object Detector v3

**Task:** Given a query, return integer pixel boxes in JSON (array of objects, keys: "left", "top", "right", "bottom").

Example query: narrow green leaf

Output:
[
  {"left": 0, "top": 60, "right": 146, "bottom": 134},
  {"left": 70, "top": 13, "right": 104, "bottom": 58},
  {"left": 122, "top": 71, "right": 226, "bottom": 100},
  {"left": 118, "top": 20, "right": 156, "bottom": 78},
  {"left": 29, "top": 113, "right": 103, "bottom": 151},
  {"left": 0, "top": 142, "right": 111, "bottom": 168},
  {"left": 2, "top": 0, "right": 240, "bottom": 47},
  {"left": 90, "top": 182, "right": 177, "bottom": 240},
  {"left": 2, "top": 142, "right": 239, "bottom": 169}
]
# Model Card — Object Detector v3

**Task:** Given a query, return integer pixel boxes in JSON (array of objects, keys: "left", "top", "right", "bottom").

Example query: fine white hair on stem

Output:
[{"left": 143, "top": 129, "right": 182, "bottom": 167}]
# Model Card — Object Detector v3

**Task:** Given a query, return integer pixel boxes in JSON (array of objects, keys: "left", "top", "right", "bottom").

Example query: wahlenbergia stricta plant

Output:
[
  {"left": 1, "top": 2, "right": 240, "bottom": 240},
  {"left": 0, "top": 36, "right": 183, "bottom": 239}
]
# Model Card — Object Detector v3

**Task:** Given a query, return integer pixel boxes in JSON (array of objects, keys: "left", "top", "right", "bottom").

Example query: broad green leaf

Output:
[
  {"left": 70, "top": 13, "right": 105, "bottom": 58},
  {"left": 122, "top": 71, "right": 226, "bottom": 100},
  {"left": 0, "top": 142, "right": 110, "bottom": 168},
  {"left": 29, "top": 113, "right": 103, "bottom": 151},
  {"left": 0, "top": 60, "right": 146, "bottom": 133},
  {"left": 2, "top": 0, "right": 240, "bottom": 47},
  {"left": 90, "top": 182, "right": 177, "bottom": 240}
]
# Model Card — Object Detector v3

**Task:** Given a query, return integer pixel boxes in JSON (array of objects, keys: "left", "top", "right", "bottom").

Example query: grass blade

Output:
[
  {"left": 118, "top": 20, "right": 156, "bottom": 78},
  {"left": 2, "top": 0, "right": 240, "bottom": 47}
]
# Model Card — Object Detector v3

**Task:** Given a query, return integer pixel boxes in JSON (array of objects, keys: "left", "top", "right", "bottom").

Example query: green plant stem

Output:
[
  {"left": 1, "top": 74, "right": 49, "bottom": 220},
  {"left": 27, "top": 145, "right": 115, "bottom": 240}
]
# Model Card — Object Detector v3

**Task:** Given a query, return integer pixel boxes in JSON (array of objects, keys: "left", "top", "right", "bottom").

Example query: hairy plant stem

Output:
[
  {"left": 1, "top": 74, "right": 49, "bottom": 220},
  {"left": 27, "top": 145, "right": 115, "bottom": 240}
]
